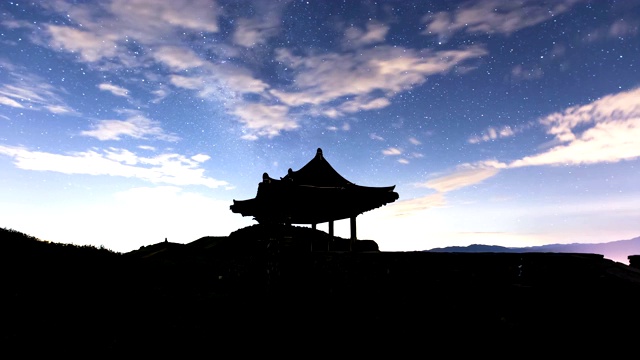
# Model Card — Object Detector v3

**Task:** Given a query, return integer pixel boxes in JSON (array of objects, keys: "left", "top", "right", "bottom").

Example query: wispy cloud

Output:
[
  {"left": 170, "top": 66, "right": 269, "bottom": 99},
  {"left": 271, "top": 45, "right": 488, "bottom": 116},
  {"left": 98, "top": 83, "right": 129, "bottom": 97},
  {"left": 0, "top": 145, "right": 228, "bottom": 189},
  {"left": 469, "top": 125, "right": 516, "bottom": 144},
  {"left": 0, "top": 96, "right": 24, "bottom": 108},
  {"left": 383, "top": 147, "right": 411, "bottom": 164},
  {"left": 169, "top": 68, "right": 286, "bottom": 140},
  {"left": 382, "top": 147, "right": 402, "bottom": 156},
  {"left": 81, "top": 110, "right": 179, "bottom": 141},
  {"left": 381, "top": 137, "right": 424, "bottom": 164},
  {"left": 582, "top": 18, "right": 640, "bottom": 43},
  {"left": 422, "top": 0, "right": 584, "bottom": 41},
  {"left": 417, "top": 87, "right": 640, "bottom": 206},
  {"left": 417, "top": 160, "right": 507, "bottom": 193},
  {"left": 609, "top": 19, "right": 639, "bottom": 38},
  {"left": 510, "top": 64, "right": 544, "bottom": 81},
  {"left": 338, "top": 96, "right": 391, "bottom": 114},
  {"left": 343, "top": 21, "right": 389, "bottom": 49},
  {"left": 232, "top": 1, "right": 289, "bottom": 48},
  {"left": 0, "top": 69, "right": 74, "bottom": 114},
  {"left": 327, "top": 123, "right": 350, "bottom": 132},
  {"left": 386, "top": 193, "right": 447, "bottom": 216}
]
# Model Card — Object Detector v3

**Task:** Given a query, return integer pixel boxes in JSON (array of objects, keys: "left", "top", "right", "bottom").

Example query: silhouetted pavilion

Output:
[{"left": 230, "top": 148, "right": 399, "bottom": 249}]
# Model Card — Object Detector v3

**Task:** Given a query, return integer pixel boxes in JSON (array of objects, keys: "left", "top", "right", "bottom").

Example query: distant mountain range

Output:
[{"left": 426, "top": 236, "right": 640, "bottom": 264}]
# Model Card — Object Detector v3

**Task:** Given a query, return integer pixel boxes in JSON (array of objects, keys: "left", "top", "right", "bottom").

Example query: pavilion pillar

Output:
[
  {"left": 350, "top": 216, "right": 357, "bottom": 251},
  {"left": 312, "top": 223, "right": 316, "bottom": 230},
  {"left": 328, "top": 221, "right": 334, "bottom": 251}
]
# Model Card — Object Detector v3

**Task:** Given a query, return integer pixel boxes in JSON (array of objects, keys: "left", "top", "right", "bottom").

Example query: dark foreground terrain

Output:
[{"left": 4, "top": 225, "right": 640, "bottom": 354}]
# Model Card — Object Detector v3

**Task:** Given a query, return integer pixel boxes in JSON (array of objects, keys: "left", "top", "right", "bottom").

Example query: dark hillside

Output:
[{"left": 3, "top": 226, "right": 640, "bottom": 354}]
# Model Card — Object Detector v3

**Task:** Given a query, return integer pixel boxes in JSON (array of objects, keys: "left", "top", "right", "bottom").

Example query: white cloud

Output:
[
  {"left": 191, "top": 154, "right": 210, "bottom": 163},
  {"left": 170, "top": 67, "right": 268, "bottom": 99},
  {"left": 408, "top": 87, "right": 640, "bottom": 219},
  {"left": 370, "top": 133, "right": 385, "bottom": 141},
  {"left": 151, "top": 88, "right": 169, "bottom": 104},
  {"left": 382, "top": 147, "right": 402, "bottom": 156},
  {"left": 104, "top": 147, "right": 138, "bottom": 165},
  {"left": 0, "top": 95, "right": 24, "bottom": 108},
  {"left": 321, "top": 108, "right": 342, "bottom": 119},
  {"left": 233, "top": 18, "right": 278, "bottom": 48},
  {"left": 422, "top": 0, "right": 584, "bottom": 41},
  {"left": 41, "top": 0, "right": 221, "bottom": 67},
  {"left": 98, "top": 83, "right": 129, "bottom": 97},
  {"left": 31, "top": 0, "right": 487, "bottom": 141},
  {"left": 47, "top": 25, "right": 120, "bottom": 63},
  {"left": 170, "top": 75, "right": 204, "bottom": 90},
  {"left": 44, "top": 104, "right": 74, "bottom": 114},
  {"left": 0, "top": 145, "right": 228, "bottom": 189},
  {"left": 216, "top": 66, "right": 270, "bottom": 94},
  {"left": 81, "top": 112, "right": 179, "bottom": 141},
  {"left": 268, "top": 42, "right": 486, "bottom": 133},
  {"left": 232, "top": 103, "right": 298, "bottom": 140},
  {"left": 153, "top": 46, "right": 206, "bottom": 70},
  {"left": 271, "top": 45, "right": 487, "bottom": 109},
  {"left": 511, "top": 87, "right": 640, "bottom": 167},
  {"left": 327, "top": 123, "right": 351, "bottom": 132}
]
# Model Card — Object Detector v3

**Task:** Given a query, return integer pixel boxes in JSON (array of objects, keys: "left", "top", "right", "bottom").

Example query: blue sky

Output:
[{"left": 1, "top": 0, "right": 639, "bottom": 253}]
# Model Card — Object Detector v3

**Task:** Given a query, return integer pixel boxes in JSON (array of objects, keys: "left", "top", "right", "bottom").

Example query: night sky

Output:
[{"left": 1, "top": 0, "right": 639, "bottom": 253}]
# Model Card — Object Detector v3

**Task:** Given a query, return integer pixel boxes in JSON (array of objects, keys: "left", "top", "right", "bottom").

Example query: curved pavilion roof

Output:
[{"left": 230, "top": 148, "right": 399, "bottom": 224}]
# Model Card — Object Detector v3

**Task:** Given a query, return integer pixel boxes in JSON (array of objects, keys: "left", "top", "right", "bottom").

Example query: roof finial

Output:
[{"left": 316, "top": 148, "right": 323, "bottom": 158}]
